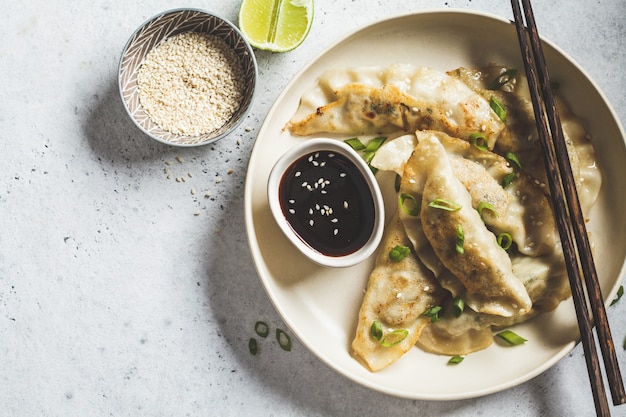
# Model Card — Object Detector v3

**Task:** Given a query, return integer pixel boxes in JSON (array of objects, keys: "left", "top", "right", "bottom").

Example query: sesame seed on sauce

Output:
[{"left": 278, "top": 150, "right": 375, "bottom": 257}]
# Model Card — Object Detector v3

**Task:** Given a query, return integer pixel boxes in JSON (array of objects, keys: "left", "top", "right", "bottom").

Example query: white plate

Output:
[{"left": 244, "top": 10, "right": 626, "bottom": 400}]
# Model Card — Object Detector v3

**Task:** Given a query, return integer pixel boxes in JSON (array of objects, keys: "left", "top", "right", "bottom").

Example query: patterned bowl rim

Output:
[{"left": 117, "top": 8, "right": 258, "bottom": 147}]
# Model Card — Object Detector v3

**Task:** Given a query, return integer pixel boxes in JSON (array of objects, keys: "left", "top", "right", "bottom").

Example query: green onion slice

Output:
[
  {"left": 470, "top": 132, "right": 489, "bottom": 151},
  {"left": 380, "top": 329, "right": 409, "bottom": 347},
  {"left": 505, "top": 152, "right": 522, "bottom": 171},
  {"left": 448, "top": 355, "right": 465, "bottom": 365},
  {"left": 276, "top": 328, "right": 292, "bottom": 351},
  {"left": 362, "top": 151, "right": 375, "bottom": 165},
  {"left": 389, "top": 245, "right": 411, "bottom": 263},
  {"left": 428, "top": 198, "right": 462, "bottom": 211},
  {"left": 490, "top": 96, "right": 507, "bottom": 122},
  {"left": 364, "top": 136, "right": 387, "bottom": 152},
  {"left": 610, "top": 285, "right": 624, "bottom": 306},
  {"left": 497, "top": 232, "right": 513, "bottom": 251},
  {"left": 254, "top": 321, "right": 269, "bottom": 338},
  {"left": 370, "top": 321, "right": 383, "bottom": 341},
  {"left": 477, "top": 201, "right": 497, "bottom": 219},
  {"left": 424, "top": 306, "right": 442, "bottom": 323},
  {"left": 496, "top": 330, "right": 527, "bottom": 346},
  {"left": 455, "top": 225, "right": 465, "bottom": 255},
  {"left": 488, "top": 68, "right": 518, "bottom": 90},
  {"left": 399, "top": 193, "right": 420, "bottom": 216},
  {"left": 453, "top": 296, "right": 465, "bottom": 317},
  {"left": 344, "top": 137, "right": 365, "bottom": 151},
  {"left": 502, "top": 172, "right": 516, "bottom": 188},
  {"left": 248, "top": 338, "right": 258, "bottom": 355}
]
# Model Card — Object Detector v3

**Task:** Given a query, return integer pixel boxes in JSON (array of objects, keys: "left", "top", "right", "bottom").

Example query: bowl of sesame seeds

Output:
[
  {"left": 118, "top": 8, "right": 257, "bottom": 147},
  {"left": 268, "top": 138, "right": 385, "bottom": 268}
]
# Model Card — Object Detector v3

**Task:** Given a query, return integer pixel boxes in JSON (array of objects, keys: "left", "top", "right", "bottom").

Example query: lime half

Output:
[{"left": 239, "top": 0, "right": 314, "bottom": 52}]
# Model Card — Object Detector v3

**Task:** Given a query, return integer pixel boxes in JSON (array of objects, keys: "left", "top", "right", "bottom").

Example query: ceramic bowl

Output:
[
  {"left": 267, "top": 138, "right": 385, "bottom": 268},
  {"left": 118, "top": 8, "right": 257, "bottom": 147}
]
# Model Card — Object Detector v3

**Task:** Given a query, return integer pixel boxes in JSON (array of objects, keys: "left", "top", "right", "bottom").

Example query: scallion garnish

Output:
[
  {"left": 254, "top": 321, "right": 269, "bottom": 338},
  {"left": 505, "top": 152, "right": 522, "bottom": 171},
  {"left": 424, "top": 306, "right": 442, "bottom": 323},
  {"left": 389, "top": 245, "right": 411, "bottom": 262},
  {"left": 490, "top": 96, "right": 507, "bottom": 121},
  {"left": 452, "top": 296, "right": 465, "bottom": 317},
  {"left": 496, "top": 330, "right": 527, "bottom": 346},
  {"left": 364, "top": 136, "right": 387, "bottom": 152},
  {"left": 249, "top": 338, "right": 258, "bottom": 355},
  {"left": 380, "top": 329, "right": 409, "bottom": 347},
  {"left": 399, "top": 193, "right": 420, "bottom": 216},
  {"left": 502, "top": 172, "right": 516, "bottom": 188},
  {"left": 497, "top": 232, "right": 513, "bottom": 251},
  {"left": 428, "top": 198, "right": 462, "bottom": 211},
  {"left": 344, "top": 137, "right": 365, "bottom": 151},
  {"left": 362, "top": 151, "right": 375, "bottom": 165},
  {"left": 276, "top": 328, "right": 292, "bottom": 351},
  {"left": 477, "top": 201, "right": 497, "bottom": 219},
  {"left": 370, "top": 321, "right": 383, "bottom": 341},
  {"left": 610, "top": 285, "right": 624, "bottom": 306},
  {"left": 448, "top": 355, "right": 465, "bottom": 365},
  {"left": 488, "top": 68, "right": 518, "bottom": 90},
  {"left": 455, "top": 225, "right": 465, "bottom": 255},
  {"left": 470, "top": 132, "right": 489, "bottom": 151}
]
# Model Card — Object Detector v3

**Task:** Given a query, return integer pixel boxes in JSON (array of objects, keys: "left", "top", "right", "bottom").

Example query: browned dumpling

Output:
[
  {"left": 286, "top": 65, "right": 504, "bottom": 147},
  {"left": 351, "top": 215, "right": 446, "bottom": 371}
]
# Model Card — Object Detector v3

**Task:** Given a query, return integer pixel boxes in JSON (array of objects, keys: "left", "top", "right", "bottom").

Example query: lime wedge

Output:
[{"left": 239, "top": 0, "right": 314, "bottom": 52}]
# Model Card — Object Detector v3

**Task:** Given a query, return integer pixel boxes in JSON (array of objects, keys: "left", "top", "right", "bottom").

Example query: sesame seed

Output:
[
  {"left": 333, "top": 229, "right": 338, "bottom": 235},
  {"left": 289, "top": 209, "right": 295, "bottom": 214},
  {"left": 137, "top": 32, "right": 245, "bottom": 136},
  {"left": 176, "top": 156, "right": 184, "bottom": 164},
  {"left": 309, "top": 219, "right": 314, "bottom": 227},
  {"left": 340, "top": 172, "right": 347, "bottom": 177}
]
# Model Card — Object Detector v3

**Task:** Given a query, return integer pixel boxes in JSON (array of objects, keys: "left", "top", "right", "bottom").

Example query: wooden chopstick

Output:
[{"left": 510, "top": 1, "right": 626, "bottom": 415}]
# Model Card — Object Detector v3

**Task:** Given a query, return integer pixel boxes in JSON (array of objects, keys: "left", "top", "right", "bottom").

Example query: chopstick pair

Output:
[{"left": 510, "top": 1, "right": 626, "bottom": 416}]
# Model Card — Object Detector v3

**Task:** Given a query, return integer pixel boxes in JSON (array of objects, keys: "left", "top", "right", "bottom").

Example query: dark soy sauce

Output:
[{"left": 279, "top": 150, "right": 375, "bottom": 257}]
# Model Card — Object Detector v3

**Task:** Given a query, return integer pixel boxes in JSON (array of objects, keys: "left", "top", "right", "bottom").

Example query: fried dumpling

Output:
[
  {"left": 351, "top": 214, "right": 445, "bottom": 372},
  {"left": 286, "top": 65, "right": 504, "bottom": 148},
  {"left": 403, "top": 133, "right": 532, "bottom": 317},
  {"left": 377, "top": 130, "right": 560, "bottom": 258},
  {"left": 449, "top": 64, "right": 602, "bottom": 213}
]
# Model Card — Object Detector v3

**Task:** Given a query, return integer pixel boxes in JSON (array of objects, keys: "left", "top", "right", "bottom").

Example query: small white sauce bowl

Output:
[{"left": 267, "top": 138, "right": 385, "bottom": 268}]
